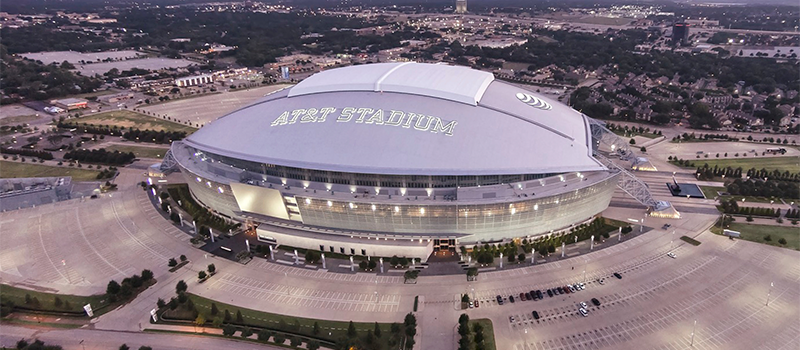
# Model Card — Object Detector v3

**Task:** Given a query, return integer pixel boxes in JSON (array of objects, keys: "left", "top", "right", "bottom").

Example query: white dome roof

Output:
[{"left": 184, "top": 62, "right": 605, "bottom": 176}]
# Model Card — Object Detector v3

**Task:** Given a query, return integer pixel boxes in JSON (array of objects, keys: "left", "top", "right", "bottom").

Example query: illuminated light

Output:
[
  {"left": 371, "top": 204, "right": 376, "bottom": 211},
  {"left": 511, "top": 208, "right": 516, "bottom": 215},
  {"left": 325, "top": 183, "right": 332, "bottom": 191},
  {"left": 534, "top": 204, "right": 539, "bottom": 210},
  {"left": 420, "top": 207, "right": 425, "bottom": 214},
  {"left": 426, "top": 188, "right": 433, "bottom": 197},
  {"left": 394, "top": 206, "right": 400, "bottom": 213},
  {"left": 196, "top": 177, "right": 202, "bottom": 182},
  {"left": 349, "top": 202, "right": 354, "bottom": 209},
  {"left": 281, "top": 179, "right": 287, "bottom": 186},
  {"left": 327, "top": 201, "right": 332, "bottom": 207},
  {"left": 206, "top": 181, "right": 212, "bottom": 188},
  {"left": 305, "top": 198, "right": 311, "bottom": 205},
  {"left": 218, "top": 187, "right": 224, "bottom": 194},
  {"left": 400, "top": 188, "right": 407, "bottom": 196}
]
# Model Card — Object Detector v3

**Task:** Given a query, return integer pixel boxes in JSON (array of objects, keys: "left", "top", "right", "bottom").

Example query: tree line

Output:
[
  {"left": 726, "top": 178, "right": 799, "bottom": 199},
  {"left": 0, "top": 147, "right": 54, "bottom": 160},
  {"left": 64, "top": 148, "right": 135, "bottom": 165}
]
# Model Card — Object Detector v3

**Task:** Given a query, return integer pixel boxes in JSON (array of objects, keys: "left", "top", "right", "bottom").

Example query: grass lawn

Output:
[
  {"left": 106, "top": 144, "right": 168, "bottom": 159},
  {"left": 160, "top": 293, "right": 404, "bottom": 348},
  {"left": 610, "top": 129, "right": 657, "bottom": 139},
  {"left": 0, "top": 284, "right": 106, "bottom": 316},
  {"left": 674, "top": 157, "right": 799, "bottom": 173},
  {"left": 74, "top": 110, "right": 196, "bottom": 134},
  {"left": 469, "top": 319, "right": 496, "bottom": 350},
  {"left": 0, "top": 114, "right": 39, "bottom": 126},
  {"left": 701, "top": 185, "right": 784, "bottom": 204},
  {"left": 711, "top": 222, "right": 800, "bottom": 251},
  {"left": 0, "top": 161, "right": 101, "bottom": 181}
]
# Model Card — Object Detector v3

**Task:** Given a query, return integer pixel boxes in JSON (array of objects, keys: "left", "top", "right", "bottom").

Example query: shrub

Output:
[
  {"left": 257, "top": 329, "right": 272, "bottom": 341},
  {"left": 222, "top": 324, "right": 236, "bottom": 336},
  {"left": 198, "top": 271, "right": 207, "bottom": 279},
  {"left": 764, "top": 235, "right": 772, "bottom": 241},
  {"left": 240, "top": 326, "right": 253, "bottom": 338},
  {"left": 778, "top": 238, "right": 787, "bottom": 245},
  {"left": 168, "top": 258, "right": 177, "bottom": 267}
]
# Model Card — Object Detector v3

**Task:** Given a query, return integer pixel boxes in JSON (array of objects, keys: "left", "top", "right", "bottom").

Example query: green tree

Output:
[
  {"left": 176, "top": 280, "right": 188, "bottom": 294},
  {"left": 374, "top": 321, "right": 382, "bottom": 338},
  {"left": 236, "top": 310, "right": 244, "bottom": 323},
  {"left": 313, "top": 321, "right": 320, "bottom": 335},
  {"left": 347, "top": 320, "right": 357, "bottom": 338},
  {"left": 198, "top": 271, "right": 207, "bottom": 279},
  {"left": 222, "top": 324, "right": 236, "bottom": 336},
  {"left": 207, "top": 263, "right": 216, "bottom": 274},
  {"left": 107, "top": 280, "right": 121, "bottom": 295},
  {"left": 119, "top": 345, "right": 130, "bottom": 350}
]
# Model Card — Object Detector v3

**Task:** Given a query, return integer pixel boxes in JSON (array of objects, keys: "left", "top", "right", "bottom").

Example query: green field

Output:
[
  {"left": 0, "top": 284, "right": 106, "bottom": 316},
  {"left": 675, "top": 156, "right": 799, "bottom": 173},
  {"left": 470, "top": 319, "right": 496, "bottom": 350},
  {"left": 610, "top": 129, "right": 658, "bottom": 139},
  {"left": 711, "top": 222, "right": 799, "bottom": 251},
  {"left": 0, "top": 114, "right": 39, "bottom": 126},
  {"left": 0, "top": 161, "right": 101, "bottom": 181},
  {"left": 74, "top": 110, "right": 196, "bottom": 134},
  {"left": 106, "top": 144, "right": 168, "bottom": 159},
  {"left": 702, "top": 184, "right": 779, "bottom": 203},
  {"left": 160, "top": 293, "right": 405, "bottom": 348}
]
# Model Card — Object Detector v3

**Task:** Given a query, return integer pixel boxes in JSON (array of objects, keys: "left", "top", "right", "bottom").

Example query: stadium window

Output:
[
  {"left": 320, "top": 245, "right": 325, "bottom": 251},
  {"left": 340, "top": 247, "right": 345, "bottom": 254},
  {"left": 330, "top": 246, "right": 334, "bottom": 252},
  {"left": 361, "top": 249, "right": 366, "bottom": 256},
  {"left": 351, "top": 248, "right": 355, "bottom": 255}
]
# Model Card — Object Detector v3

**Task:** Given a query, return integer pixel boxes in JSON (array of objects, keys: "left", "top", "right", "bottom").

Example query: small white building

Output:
[{"left": 175, "top": 74, "right": 214, "bottom": 87}]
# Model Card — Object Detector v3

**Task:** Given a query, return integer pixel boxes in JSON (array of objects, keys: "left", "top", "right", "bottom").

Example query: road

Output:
[{"left": 0, "top": 324, "right": 285, "bottom": 350}]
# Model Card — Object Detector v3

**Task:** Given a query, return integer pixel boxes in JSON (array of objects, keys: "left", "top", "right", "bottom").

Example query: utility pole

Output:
[{"left": 690, "top": 319, "right": 697, "bottom": 346}]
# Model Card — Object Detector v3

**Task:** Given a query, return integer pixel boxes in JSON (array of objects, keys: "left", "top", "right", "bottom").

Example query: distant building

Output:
[
  {"left": 98, "top": 92, "right": 135, "bottom": 104},
  {"left": 175, "top": 75, "right": 214, "bottom": 87},
  {"left": 672, "top": 22, "right": 689, "bottom": 45},
  {"left": 52, "top": 98, "right": 88, "bottom": 110},
  {"left": 455, "top": 0, "right": 467, "bottom": 14}
]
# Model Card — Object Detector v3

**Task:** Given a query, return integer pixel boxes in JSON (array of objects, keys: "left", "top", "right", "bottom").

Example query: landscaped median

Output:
[
  {"left": 0, "top": 269, "right": 156, "bottom": 319},
  {"left": 154, "top": 292, "right": 417, "bottom": 350},
  {"left": 711, "top": 222, "right": 799, "bottom": 251}
]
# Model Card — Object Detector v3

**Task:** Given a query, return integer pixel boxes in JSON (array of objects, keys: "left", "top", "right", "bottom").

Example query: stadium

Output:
[{"left": 169, "top": 62, "right": 623, "bottom": 260}]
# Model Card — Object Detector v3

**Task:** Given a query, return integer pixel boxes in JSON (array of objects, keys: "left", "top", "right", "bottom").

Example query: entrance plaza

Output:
[{"left": 0, "top": 166, "right": 797, "bottom": 349}]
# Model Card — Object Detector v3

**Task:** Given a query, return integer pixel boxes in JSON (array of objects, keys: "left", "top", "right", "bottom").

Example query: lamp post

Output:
[
  {"left": 690, "top": 319, "right": 697, "bottom": 346},
  {"left": 766, "top": 281, "right": 774, "bottom": 306}
]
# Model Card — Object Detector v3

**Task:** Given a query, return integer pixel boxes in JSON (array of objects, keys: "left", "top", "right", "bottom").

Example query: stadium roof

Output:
[{"left": 184, "top": 62, "right": 606, "bottom": 176}]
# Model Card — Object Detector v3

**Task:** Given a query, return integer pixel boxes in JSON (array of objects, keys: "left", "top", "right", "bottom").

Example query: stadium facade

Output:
[{"left": 170, "top": 62, "right": 620, "bottom": 260}]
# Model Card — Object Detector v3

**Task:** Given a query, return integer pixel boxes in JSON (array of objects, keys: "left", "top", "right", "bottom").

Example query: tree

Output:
[
  {"left": 368, "top": 259, "right": 377, "bottom": 270},
  {"left": 778, "top": 238, "right": 787, "bottom": 245},
  {"left": 461, "top": 294, "right": 470, "bottom": 303},
  {"left": 257, "top": 329, "right": 272, "bottom": 341},
  {"left": 176, "top": 280, "right": 188, "bottom": 294},
  {"left": 222, "top": 324, "right": 236, "bottom": 336},
  {"left": 629, "top": 138, "right": 636, "bottom": 145},
  {"left": 138, "top": 347, "right": 152, "bottom": 350},
  {"left": 307, "top": 340, "right": 320, "bottom": 350},
  {"left": 168, "top": 258, "right": 177, "bottom": 267},
  {"left": 141, "top": 269, "right": 153, "bottom": 281},
  {"left": 359, "top": 260, "right": 368, "bottom": 270},
  {"left": 241, "top": 326, "right": 253, "bottom": 338},
  {"left": 290, "top": 336, "right": 302, "bottom": 346},
  {"left": 518, "top": 253, "right": 526, "bottom": 262},
  {"left": 374, "top": 321, "right": 382, "bottom": 338},
  {"left": 313, "top": 321, "right": 321, "bottom": 335},
  {"left": 107, "top": 280, "right": 121, "bottom": 295},
  {"left": 195, "top": 313, "right": 206, "bottom": 328},
  {"left": 273, "top": 332, "right": 287, "bottom": 344},
  {"left": 157, "top": 298, "right": 166, "bottom": 309},
  {"left": 236, "top": 310, "right": 244, "bottom": 323},
  {"left": 198, "top": 271, "right": 207, "bottom": 279},
  {"left": 207, "top": 264, "right": 216, "bottom": 274},
  {"left": 304, "top": 250, "right": 320, "bottom": 264},
  {"left": 119, "top": 345, "right": 130, "bottom": 350},
  {"left": 211, "top": 303, "right": 219, "bottom": 316},
  {"left": 180, "top": 254, "right": 187, "bottom": 262},
  {"left": 640, "top": 146, "right": 647, "bottom": 152},
  {"left": 348, "top": 320, "right": 357, "bottom": 338},
  {"left": 390, "top": 255, "right": 400, "bottom": 266}
]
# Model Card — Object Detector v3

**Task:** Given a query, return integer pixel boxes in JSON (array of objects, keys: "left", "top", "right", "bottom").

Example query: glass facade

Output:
[
  {"left": 296, "top": 174, "right": 618, "bottom": 243},
  {"left": 192, "top": 147, "right": 557, "bottom": 189}
]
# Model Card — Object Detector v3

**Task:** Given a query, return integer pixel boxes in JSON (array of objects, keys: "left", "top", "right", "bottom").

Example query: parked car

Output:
[
  {"left": 569, "top": 285, "right": 576, "bottom": 293},
  {"left": 547, "top": 289, "right": 554, "bottom": 297},
  {"left": 579, "top": 308, "right": 589, "bottom": 317},
  {"left": 475, "top": 300, "right": 479, "bottom": 308},
  {"left": 537, "top": 290, "right": 543, "bottom": 299},
  {"left": 579, "top": 283, "right": 585, "bottom": 290},
  {"left": 525, "top": 292, "right": 532, "bottom": 301},
  {"left": 591, "top": 298, "right": 601, "bottom": 306},
  {"left": 509, "top": 316, "right": 515, "bottom": 323},
  {"left": 613, "top": 272, "right": 623, "bottom": 279},
  {"left": 667, "top": 252, "right": 677, "bottom": 259},
  {"left": 598, "top": 279, "right": 605, "bottom": 285},
  {"left": 530, "top": 290, "right": 537, "bottom": 300},
  {"left": 579, "top": 302, "right": 588, "bottom": 309},
  {"left": 509, "top": 295, "right": 515, "bottom": 303},
  {"left": 496, "top": 295, "right": 503, "bottom": 305},
  {"left": 532, "top": 311, "right": 540, "bottom": 320},
  {"left": 469, "top": 301, "right": 474, "bottom": 308},
  {"left": 520, "top": 293, "right": 526, "bottom": 301},
  {"left": 563, "top": 286, "right": 571, "bottom": 294}
]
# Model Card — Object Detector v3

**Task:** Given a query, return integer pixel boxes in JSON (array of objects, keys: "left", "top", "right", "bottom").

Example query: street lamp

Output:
[
  {"left": 766, "top": 282, "right": 774, "bottom": 306},
  {"left": 690, "top": 319, "right": 697, "bottom": 346}
]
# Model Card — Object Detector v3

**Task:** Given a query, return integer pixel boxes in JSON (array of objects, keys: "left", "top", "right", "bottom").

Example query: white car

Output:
[
  {"left": 579, "top": 302, "right": 588, "bottom": 309},
  {"left": 579, "top": 308, "right": 589, "bottom": 317},
  {"left": 667, "top": 252, "right": 677, "bottom": 259},
  {"left": 579, "top": 283, "right": 585, "bottom": 290}
]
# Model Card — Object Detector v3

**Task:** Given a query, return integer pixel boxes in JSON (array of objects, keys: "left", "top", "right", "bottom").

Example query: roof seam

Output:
[{"left": 374, "top": 62, "right": 414, "bottom": 92}]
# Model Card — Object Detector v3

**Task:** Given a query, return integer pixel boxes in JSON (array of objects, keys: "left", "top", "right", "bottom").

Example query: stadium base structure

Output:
[{"left": 170, "top": 63, "right": 676, "bottom": 261}]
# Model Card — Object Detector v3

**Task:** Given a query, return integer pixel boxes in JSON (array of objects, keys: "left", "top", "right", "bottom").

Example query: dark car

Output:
[
  {"left": 520, "top": 293, "right": 526, "bottom": 301},
  {"left": 529, "top": 290, "right": 537, "bottom": 300},
  {"left": 525, "top": 292, "right": 532, "bottom": 301},
  {"left": 591, "top": 298, "right": 601, "bottom": 306},
  {"left": 557, "top": 287, "right": 564, "bottom": 294},
  {"left": 509, "top": 295, "right": 515, "bottom": 303},
  {"left": 496, "top": 295, "right": 503, "bottom": 305},
  {"left": 532, "top": 311, "right": 540, "bottom": 320},
  {"left": 563, "top": 286, "right": 571, "bottom": 294},
  {"left": 613, "top": 272, "right": 623, "bottom": 279},
  {"left": 547, "top": 289, "right": 553, "bottom": 297},
  {"left": 537, "top": 290, "right": 543, "bottom": 299}
]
